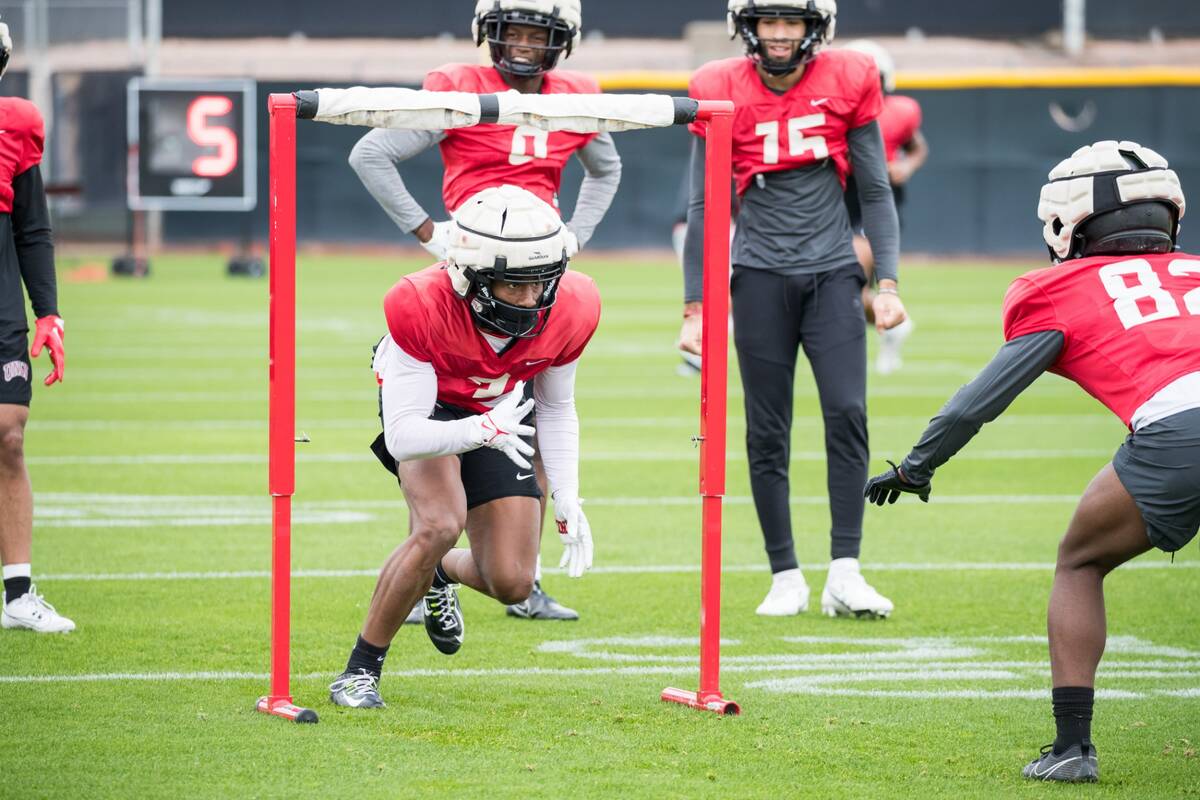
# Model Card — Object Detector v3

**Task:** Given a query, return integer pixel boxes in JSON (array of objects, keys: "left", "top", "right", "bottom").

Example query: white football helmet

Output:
[
  {"left": 473, "top": 0, "right": 582, "bottom": 77},
  {"left": 447, "top": 185, "right": 570, "bottom": 337},
  {"left": 1038, "top": 140, "right": 1185, "bottom": 263},
  {"left": 0, "top": 20, "right": 12, "bottom": 79},
  {"left": 843, "top": 39, "right": 895, "bottom": 93},
  {"left": 727, "top": 0, "right": 837, "bottom": 76}
]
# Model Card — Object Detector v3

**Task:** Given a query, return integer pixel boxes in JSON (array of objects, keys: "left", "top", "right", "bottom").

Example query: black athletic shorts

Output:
[
  {"left": 370, "top": 399, "right": 542, "bottom": 511},
  {"left": 1113, "top": 407, "right": 1200, "bottom": 553},
  {"left": 0, "top": 318, "right": 31, "bottom": 406}
]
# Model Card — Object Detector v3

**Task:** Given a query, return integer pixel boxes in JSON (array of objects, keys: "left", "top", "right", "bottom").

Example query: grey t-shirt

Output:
[{"left": 682, "top": 121, "right": 899, "bottom": 302}]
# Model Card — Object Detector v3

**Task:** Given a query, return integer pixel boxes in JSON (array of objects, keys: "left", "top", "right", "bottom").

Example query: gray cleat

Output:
[
  {"left": 1022, "top": 742, "right": 1099, "bottom": 782},
  {"left": 403, "top": 603, "right": 424, "bottom": 625},
  {"left": 329, "top": 669, "right": 386, "bottom": 708},
  {"left": 505, "top": 581, "right": 579, "bottom": 621}
]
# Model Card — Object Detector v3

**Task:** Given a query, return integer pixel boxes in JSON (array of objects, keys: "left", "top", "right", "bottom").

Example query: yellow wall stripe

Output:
[{"left": 595, "top": 67, "right": 1200, "bottom": 92}]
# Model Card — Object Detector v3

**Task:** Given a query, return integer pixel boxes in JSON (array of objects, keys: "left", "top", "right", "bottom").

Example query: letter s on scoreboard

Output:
[{"left": 128, "top": 78, "right": 257, "bottom": 212}]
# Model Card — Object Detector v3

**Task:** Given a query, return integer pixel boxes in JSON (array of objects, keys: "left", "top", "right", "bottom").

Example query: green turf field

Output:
[{"left": 2, "top": 253, "right": 1196, "bottom": 799}]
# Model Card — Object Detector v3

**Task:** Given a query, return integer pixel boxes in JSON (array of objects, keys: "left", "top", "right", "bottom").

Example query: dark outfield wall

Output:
[
  {"left": 19, "top": 73, "right": 1200, "bottom": 257},
  {"left": 163, "top": 0, "right": 1200, "bottom": 39}
]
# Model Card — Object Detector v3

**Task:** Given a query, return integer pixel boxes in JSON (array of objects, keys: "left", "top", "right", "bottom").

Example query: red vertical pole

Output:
[
  {"left": 697, "top": 110, "right": 733, "bottom": 706},
  {"left": 266, "top": 92, "right": 296, "bottom": 708},
  {"left": 661, "top": 101, "right": 739, "bottom": 716}
]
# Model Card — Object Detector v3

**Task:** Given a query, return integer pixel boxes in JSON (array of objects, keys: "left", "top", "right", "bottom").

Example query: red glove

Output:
[{"left": 30, "top": 315, "right": 64, "bottom": 386}]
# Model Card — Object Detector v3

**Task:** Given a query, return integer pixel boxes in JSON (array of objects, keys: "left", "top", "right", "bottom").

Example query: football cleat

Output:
[
  {"left": 1, "top": 585, "right": 75, "bottom": 633},
  {"left": 505, "top": 581, "right": 579, "bottom": 620},
  {"left": 329, "top": 669, "right": 386, "bottom": 708},
  {"left": 876, "top": 317, "right": 913, "bottom": 375},
  {"left": 1022, "top": 743, "right": 1099, "bottom": 783},
  {"left": 755, "top": 568, "right": 810, "bottom": 616},
  {"left": 403, "top": 603, "right": 424, "bottom": 625},
  {"left": 423, "top": 582, "right": 465, "bottom": 655},
  {"left": 820, "top": 559, "right": 893, "bottom": 619}
]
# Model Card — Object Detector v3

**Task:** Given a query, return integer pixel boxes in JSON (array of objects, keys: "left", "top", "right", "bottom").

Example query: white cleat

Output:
[
  {"left": 821, "top": 559, "right": 893, "bottom": 619},
  {"left": 755, "top": 568, "right": 810, "bottom": 616},
  {"left": 1, "top": 585, "right": 75, "bottom": 633},
  {"left": 876, "top": 317, "right": 914, "bottom": 375}
]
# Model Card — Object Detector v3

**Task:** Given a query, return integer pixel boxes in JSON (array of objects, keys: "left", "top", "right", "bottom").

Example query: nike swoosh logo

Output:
[
  {"left": 811, "top": 98, "right": 830, "bottom": 106},
  {"left": 525, "top": 359, "right": 550, "bottom": 366},
  {"left": 1034, "top": 756, "right": 1081, "bottom": 778},
  {"left": 516, "top": 473, "right": 534, "bottom": 480}
]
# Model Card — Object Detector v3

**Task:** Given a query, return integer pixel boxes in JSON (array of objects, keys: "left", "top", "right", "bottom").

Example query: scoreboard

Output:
[{"left": 127, "top": 78, "right": 256, "bottom": 211}]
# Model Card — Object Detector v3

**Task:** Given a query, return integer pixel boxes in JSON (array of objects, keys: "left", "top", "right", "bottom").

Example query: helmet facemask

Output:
[
  {"left": 477, "top": 9, "right": 575, "bottom": 78},
  {"left": 460, "top": 252, "right": 567, "bottom": 338}
]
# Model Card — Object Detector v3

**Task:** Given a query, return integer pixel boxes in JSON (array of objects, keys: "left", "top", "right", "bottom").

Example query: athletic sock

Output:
[
  {"left": 431, "top": 562, "right": 452, "bottom": 589},
  {"left": 345, "top": 634, "right": 390, "bottom": 678},
  {"left": 1052, "top": 686, "right": 1095, "bottom": 754},
  {"left": 2, "top": 563, "right": 32, "bottom": 605}
]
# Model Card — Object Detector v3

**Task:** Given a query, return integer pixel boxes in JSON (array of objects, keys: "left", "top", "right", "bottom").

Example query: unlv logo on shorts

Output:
[{"left": 3, "top": 360, "right": 29, "bottom": 382}]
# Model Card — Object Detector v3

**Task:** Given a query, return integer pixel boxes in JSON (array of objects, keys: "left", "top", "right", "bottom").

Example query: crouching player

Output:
[
  {"left": 330, "top": 185, "right": 599, "bottom": 707},
  {"left": 865, "top": 141, "right": 1197, "bottom": 782}
]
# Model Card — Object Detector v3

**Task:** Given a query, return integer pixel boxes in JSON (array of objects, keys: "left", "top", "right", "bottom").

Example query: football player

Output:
[
  {"left": 842, "top": 39, "right": 927, "bottom": 374},
  {"left": 349, "top": 0, "right": 619, "bottom": 622},
  {"left": 865, "top": 141, "right": 1196, "bottom": 783},
  {"left": 679, "top": 1, "right": 908, "bottom": 619},
  {"left": 0, "top": 21, "right": 72, "bottom": 634},
  {"left": 329, "top": 185, "right": 600, "bottom": 708}
]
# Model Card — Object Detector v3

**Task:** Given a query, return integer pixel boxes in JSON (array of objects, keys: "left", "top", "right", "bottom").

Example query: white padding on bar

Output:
[
  {"left": 494, "top": 92, "right": 677, "bottom": 132},
  {"left": 311, "top": 87, "right": 483, "bottom": 130},
  {"left": 309, "top": 88, "right": 678, "bottom": 132}
]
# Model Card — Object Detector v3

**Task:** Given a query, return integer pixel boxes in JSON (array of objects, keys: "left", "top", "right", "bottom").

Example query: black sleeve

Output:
[
  {"left": 899, "top": 330, "right": 1065, "bottom": 484},
  {"left": 12, "top": 164, "right": 57, "bottom": 318},
  {"left": 681, "top": 137, "right": 707, "bottom": 303},
  {"left": 846, "top": 121, "right": 899, "bottom": 283}
]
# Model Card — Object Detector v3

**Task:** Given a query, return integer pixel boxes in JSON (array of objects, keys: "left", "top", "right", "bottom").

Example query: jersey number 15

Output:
[
  {"left": 755, "top": 114, "right": 829, "bottom": 165},
  {"left": 1099, "top": 258, "right": 1200, "bottom": 330}
]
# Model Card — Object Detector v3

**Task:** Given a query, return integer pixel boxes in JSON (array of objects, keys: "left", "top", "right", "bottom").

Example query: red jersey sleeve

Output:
[
  {"left": 383, "top": 278, "right": 434, "bottom": 362},
  {"left": 1002, "top": 277, "right": 1066, "bottom": 342},
  {"left": 553, "top": 273, "right": 602, "bottom": 366},
  {"left": 687, "top": 63, "right": 724, "bottom": 139},
  {"left": 850, "top": 59, "right": 884, "bottom": 129},
  {"left": 422, "top": 67, "right": 458, "bottom": 92},
  {"left": 16, "top": 100, "right": 44, "bottom": 175}
]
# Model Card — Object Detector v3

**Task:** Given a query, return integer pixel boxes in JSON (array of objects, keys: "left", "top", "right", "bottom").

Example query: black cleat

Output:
[
  {"left": 423, "top": 582, "right": 464, "bottom": 655},
  {"left": 1022, "top": 742, "right": 1099, "bottom": 783},
  {"left": 328, "top": 669, "right": 386, "bottom": 708},
  {"left": 505, "top": 581, "right": 579, "bottom": 621}
]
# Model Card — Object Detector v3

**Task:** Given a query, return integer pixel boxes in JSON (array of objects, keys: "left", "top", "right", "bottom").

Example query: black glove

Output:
[{"left": 864, "top": 460, "right": 931, "bottom": 506}]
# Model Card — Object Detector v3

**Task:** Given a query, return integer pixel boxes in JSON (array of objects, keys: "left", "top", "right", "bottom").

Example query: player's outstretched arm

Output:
[
  {"left": 867, "top": 330, "right": 1064, "bottom": 504},
  {"left": 567, "top": 133, "right": 622, "bottom": 253},
  {"left": 534, "top": 362, "right": 592, "bottom": 577}
]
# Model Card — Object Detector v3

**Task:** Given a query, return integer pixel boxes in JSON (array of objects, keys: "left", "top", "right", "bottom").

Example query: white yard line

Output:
[
  {"left": 37, "top": 559, "right": 1195, "bottom": 582},
  {"left": 25, "top": 449, "right": 1114, "bottom": 465}
]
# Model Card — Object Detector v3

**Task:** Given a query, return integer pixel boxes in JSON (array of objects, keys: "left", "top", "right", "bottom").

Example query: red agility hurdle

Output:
[{"left": 259, "top": 89, "right": 736, "bottom": 722}]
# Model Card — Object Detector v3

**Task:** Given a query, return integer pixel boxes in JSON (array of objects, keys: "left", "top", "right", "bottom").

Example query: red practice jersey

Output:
[
  {"left": 423, "top": 63, "right": 600, "bottom": 213},
  {"left": 877, "top": 94, "right": 921, "bottom": 164},
  {"left": 688, "top": 51, "right": 882, "bottom": 195},
  {"left": 383, "top": 266, "right": 601, "bottom": 414},
  {"left": 1002, "top": 251, "right": 1200, "bottom": 428},
  {"left": 0, "top": 97, "right": 44, "bottom": 213}
]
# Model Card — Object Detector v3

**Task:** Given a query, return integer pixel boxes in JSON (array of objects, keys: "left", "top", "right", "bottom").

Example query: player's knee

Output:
[
  {"left": 823, "top": 400, "right": 867, "bottom": 429},
  {"left": 0, "top": 424, "right": 25, "bottom": 471},
  {"left": 408, "top": 514, "right": 463, "bottom": 555},
  {"left": 489, "top": 572, "right": 534, "bottom": 606}
]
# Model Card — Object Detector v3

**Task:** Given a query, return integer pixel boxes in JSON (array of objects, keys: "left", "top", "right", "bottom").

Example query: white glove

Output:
[
  {"left": 553, "top": 490, "right": 593, "bottom": 578},
  {"left": 471, "top": 381, "right": 536, "bottom": 468},
  {"left": 419, "top": 219, "right": 454, "bottom": 261},
  {"left": 563, "top": 228, "right": 580, "bottom": 259}
]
